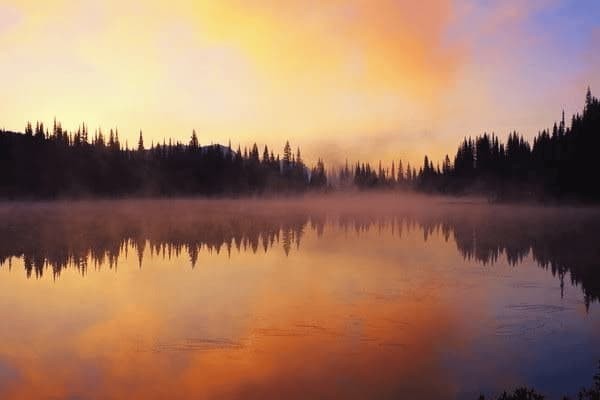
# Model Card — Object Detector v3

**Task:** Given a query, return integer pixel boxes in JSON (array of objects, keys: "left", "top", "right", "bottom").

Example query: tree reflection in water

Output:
[{"left": 1, "top": 197, "right": 599, "bottom": 308}]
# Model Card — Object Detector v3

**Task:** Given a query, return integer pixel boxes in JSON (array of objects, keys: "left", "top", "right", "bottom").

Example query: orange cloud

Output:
[
  {"left": 0, "top": 0, "right": 464, "bottom": 164},
  {"left": 1, "top": 0, "right": 587, "bottom": 167}
]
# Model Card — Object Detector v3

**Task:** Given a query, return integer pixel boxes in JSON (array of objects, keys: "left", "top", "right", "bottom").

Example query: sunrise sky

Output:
[{"left": 1, "top": 0, "right": 599, "bottom": 165}]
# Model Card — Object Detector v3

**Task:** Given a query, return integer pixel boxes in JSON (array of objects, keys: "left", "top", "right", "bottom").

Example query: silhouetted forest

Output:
[
  {"left": 1, "top": 199, "right": 598, "bottom": 308},
  {"left": 0, "top": 123, "right": 326, "bottom": 197},
  {"left": 0, "top": 88, "right": 598, "bottom": 200},
  {"left": 343, "top": 88, "right": 600, "bottom": 201}
]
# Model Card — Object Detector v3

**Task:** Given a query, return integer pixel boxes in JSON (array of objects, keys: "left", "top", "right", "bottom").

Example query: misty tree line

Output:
[
  {"left": 0, "top": 122, "right": 328, "bottom": 197},
  {"left": 0, "top": 88, "right": 598, "bottom": 200},
  {"left": 343, "top": 88, "right": 600, "bottom": 201}
]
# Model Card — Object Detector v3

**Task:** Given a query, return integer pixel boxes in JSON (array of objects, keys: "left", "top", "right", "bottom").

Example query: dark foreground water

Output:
[{"left": 0, "top": 195, "right": 599, "bottom": 399}]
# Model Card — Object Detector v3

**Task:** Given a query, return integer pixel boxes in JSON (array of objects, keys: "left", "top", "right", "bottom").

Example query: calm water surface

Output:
[{"left": 0, "top": 196, "right": 599, "bottom": 399}]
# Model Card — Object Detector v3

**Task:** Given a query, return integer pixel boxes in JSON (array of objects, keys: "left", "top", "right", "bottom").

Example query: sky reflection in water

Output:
[{"left": 0, "top": 196, "right": 599, "bottom": 399}]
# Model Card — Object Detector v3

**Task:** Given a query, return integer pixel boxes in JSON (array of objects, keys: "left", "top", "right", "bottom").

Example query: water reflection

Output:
[
  {"left": 1, "top": 199, "right": 599, "bottom": 307},
  {"left": 0, "top": 197, "right": 599, "bottom": 399}
]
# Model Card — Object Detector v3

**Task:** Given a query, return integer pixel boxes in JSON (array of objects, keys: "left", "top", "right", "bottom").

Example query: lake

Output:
[{"left": 0, "top": 195, "right": 599, "bottom": 399}]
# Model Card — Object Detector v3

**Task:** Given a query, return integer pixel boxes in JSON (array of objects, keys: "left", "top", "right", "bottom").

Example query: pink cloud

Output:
[{"left": 0, "top": 4, "right": 21, "bottom": 33}]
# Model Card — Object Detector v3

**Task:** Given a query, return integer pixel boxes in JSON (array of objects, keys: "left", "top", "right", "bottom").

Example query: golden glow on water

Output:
[{"left": 0, "top": 198, "right": 599, "bottom": 399}]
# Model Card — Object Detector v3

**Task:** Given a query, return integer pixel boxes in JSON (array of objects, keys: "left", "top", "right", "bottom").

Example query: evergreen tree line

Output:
[
  {"left": 340, "top": 88, "right": 600, "bottom": 201},
  {"left": 1, "top": 87, "right": 598, "bottom": 200},
  {"left": 0, "top": 123, "right": 328, "bottom": 197}
]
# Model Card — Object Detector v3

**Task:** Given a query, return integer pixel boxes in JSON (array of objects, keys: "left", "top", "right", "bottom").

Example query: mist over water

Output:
[{"left": 1, "top": 195, "right": 599, "bottom": 399}]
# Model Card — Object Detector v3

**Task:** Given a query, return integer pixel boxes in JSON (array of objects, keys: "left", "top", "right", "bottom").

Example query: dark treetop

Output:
[
  {"left": 342, "top": 88, "right": 600, "bottom": 201},
  {"left": 0, "top": 88, "right": 598, "bottom": 200}
]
